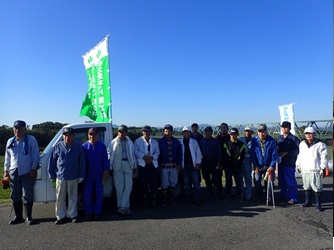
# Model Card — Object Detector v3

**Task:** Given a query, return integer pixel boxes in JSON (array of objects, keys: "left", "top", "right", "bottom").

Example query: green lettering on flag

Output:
[{"left": 80, "top": 36, "right": 111, "bottom": 122}]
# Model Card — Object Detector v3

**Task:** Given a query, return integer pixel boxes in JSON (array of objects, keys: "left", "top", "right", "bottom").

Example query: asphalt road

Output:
[{"left": 0, "top": 177, "right": 332, "bottom": 250}]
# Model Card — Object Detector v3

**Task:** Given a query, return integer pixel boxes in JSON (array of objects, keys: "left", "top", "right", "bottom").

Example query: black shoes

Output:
[{"left": 9, "top": 216, "right": 25, "bottom": 225}]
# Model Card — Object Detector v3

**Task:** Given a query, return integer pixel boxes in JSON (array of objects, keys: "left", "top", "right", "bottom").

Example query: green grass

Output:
[{"left": 0, "top": 155, "right": 11, "bottom": 205}]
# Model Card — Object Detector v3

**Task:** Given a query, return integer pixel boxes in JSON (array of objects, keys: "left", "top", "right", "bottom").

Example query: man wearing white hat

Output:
[
  {"left": 296, "top": 127, "right": 328, "bottom": 211},
  {"left": 180, "top": 126, "right": 202, "bottom": 205}
]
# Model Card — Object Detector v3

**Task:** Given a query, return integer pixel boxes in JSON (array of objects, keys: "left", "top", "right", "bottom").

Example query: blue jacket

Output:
[
  {"left": 251, "top": 135, "right": 278, "bottom": 170},
  {"left": 158, "top": 137, "right": 182, "bottom": 167},
  {"left": 49, "top": 141, "right": 86, "bottom": 180},
  {"left": 82, "top": 140, "right": 109, "bottom": 177}
]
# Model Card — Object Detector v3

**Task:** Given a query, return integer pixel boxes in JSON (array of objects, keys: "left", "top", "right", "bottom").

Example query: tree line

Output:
[{"left": 0, "top": 122, "right": 145, "bottom": 155}]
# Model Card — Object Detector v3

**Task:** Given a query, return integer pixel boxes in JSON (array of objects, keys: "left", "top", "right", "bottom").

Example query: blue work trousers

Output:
[
  {"left": 84, "top": 174, "right": 104, "bottom": 215},
  {"left": 278, "top": 165, "right": 297, "bottom": 201}
]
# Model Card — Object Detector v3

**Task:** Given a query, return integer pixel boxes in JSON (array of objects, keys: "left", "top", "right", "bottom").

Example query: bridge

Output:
[{"left": 151, "top": 119, "right": 333, "bottom": 141}]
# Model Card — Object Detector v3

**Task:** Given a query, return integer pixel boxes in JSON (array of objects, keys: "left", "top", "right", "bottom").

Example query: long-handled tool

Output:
[{"left": 266, "top": 172, "right": 275, "bottom": 208}]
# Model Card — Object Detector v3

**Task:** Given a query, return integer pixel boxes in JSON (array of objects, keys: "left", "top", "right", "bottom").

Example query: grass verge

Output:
[{"left": 0, "top": 155, "right": 11, "bottom": 205}]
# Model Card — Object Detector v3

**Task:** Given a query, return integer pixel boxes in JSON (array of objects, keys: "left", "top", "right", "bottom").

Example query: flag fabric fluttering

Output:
[
  {"left": 80, "top": 36, "right": 111, "bottom": 122},
  {"left": 278, "top": 103, "right": 295, "bottom": 135}
]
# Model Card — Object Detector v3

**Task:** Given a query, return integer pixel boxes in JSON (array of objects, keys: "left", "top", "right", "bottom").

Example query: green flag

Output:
[{"left": 80, "top": 36, "right": 111, "bottom": 122}]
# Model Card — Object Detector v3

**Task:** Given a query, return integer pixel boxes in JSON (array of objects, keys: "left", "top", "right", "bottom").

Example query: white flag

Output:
[{"left": 278, "top": 103, "right": 295, "bottom": 135}]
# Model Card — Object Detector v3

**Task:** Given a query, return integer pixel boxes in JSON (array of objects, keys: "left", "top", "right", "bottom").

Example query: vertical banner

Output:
[
  {"left": 80, "top": 36, "right": 111, "bottom": 122},
  {"left": 278, "top": 103, "right": 295, "bottom": 135}
]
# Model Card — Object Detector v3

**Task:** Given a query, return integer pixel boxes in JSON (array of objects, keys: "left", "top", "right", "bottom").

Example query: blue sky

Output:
[{"left": 1, "top": 0, "right": 332, "bottom": 128}]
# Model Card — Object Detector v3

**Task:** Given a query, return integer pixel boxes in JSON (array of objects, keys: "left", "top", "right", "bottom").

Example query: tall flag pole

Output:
[
  {"left": 278, "top": 103, "right": 296, "bottom": 135},
  {"left": 80, "top": 35, "right": 111, "bottom": 122}
]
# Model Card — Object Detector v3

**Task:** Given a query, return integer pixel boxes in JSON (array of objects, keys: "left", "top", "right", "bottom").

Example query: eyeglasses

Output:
[{"left": 305, "top": 133, "right": 313, "bottom": 135}]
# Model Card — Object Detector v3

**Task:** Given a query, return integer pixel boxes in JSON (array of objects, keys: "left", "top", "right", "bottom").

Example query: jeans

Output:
[
  {"left": 254, "top": 168, "right": 275, "bottom": 194},
  {"left": 241, "top": 158, "right": 253, "bottom": 199},
  {"left": 138, "top": 163, "right": 159, "bottom": 196},
  {"left": 182, "top": 165, "right": 201, "bottom": 199}
]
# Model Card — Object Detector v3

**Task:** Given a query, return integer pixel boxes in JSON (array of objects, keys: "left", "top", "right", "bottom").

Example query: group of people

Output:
[{"left": 3, "top": 119, "right": 329, "bottom": 226}]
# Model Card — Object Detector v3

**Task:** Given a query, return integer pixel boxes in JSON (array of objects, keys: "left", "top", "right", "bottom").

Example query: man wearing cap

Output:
[
  {"left": 215, "top": 122, "right": 230, "bottom": 199},
  {"left": 200, "top": 126, "right": 222, "bottom": 201},
  {"left": 109, "top": 125, "right": 136, "bottom": 215},
  {"left": 296, "top": 127, "right": 328, "bottom": 211},
  {"left": 4, "top": 120, "right": 39, "bottom": 225},
  {"left": 251, "top": 124, "right": 278, "bottom": 197},
  {"left": 180, "top": 126, "right": 202, "bottom": 205},
  {"left": 277, "top": 121, "right": 300, "bottom": 205},
  {"left": 190, "top": 123, "right": 204, "bottom": 146},
  {"left": 49, "top": 127, "right": 86, "bottom": 224},
  {"left": 158, "top": 124, "right": 182, "bottom": 207},
  {"left": 82, "top": 128, "right": 109, "bottom": 220},
  {"left": 223, "top": 128, "right": 246, "bottom": 199},
  {"left": 239, "top": 126, "right": 254, "bottom": 200},
  {"left": 134, "top": 125, "right": 160, "bottom": 208}
]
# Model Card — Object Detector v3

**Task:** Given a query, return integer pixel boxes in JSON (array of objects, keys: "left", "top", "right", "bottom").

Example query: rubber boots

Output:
[
  {"left": 301, "top": 190, "right": 312, "bottom": 207},
  {"left": 24, "top": 202, "right": 34, "bottom": 225},
  {"left": 315, "top": 192, "right": 323, "bottom": 212},
  {"left": 9, "top": 201, "right": 24, "bottom": 225},
  {"left": 162, "top": 189, "right": 168, "bottom": 207},
  {"left": 151, "top": 195, "right": 157, "bottom": 208},
  {"left": 142, "top": 195, "right": 148, "bottom": 208},
  {"left": 169, "top": 188, "right": 178, "bottom": 205}
]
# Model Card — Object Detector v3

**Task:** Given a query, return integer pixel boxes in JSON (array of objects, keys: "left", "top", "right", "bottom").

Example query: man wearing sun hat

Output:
[
  {"left": 4, "top": 120, "right": 39, "bottom": 225},
  {"left": 296, "top": 127, "right": 328, "bottom": 211}
]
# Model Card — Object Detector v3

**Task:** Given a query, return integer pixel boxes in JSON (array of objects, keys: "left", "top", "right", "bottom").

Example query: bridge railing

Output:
[{"left": 151, "top": 120, "right": 333, "bottom": 141}]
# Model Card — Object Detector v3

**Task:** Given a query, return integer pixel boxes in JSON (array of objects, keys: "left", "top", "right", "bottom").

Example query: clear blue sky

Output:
[{"left": 1, "top": 0, "right": 332, "bottom": 128}]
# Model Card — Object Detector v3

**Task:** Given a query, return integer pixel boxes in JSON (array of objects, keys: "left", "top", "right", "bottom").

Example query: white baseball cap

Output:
[
  {"left": 244, "top": 126, "right": 253, "bottom": 132},
  {"left": 304, "top": 127, "right": 316, "bottom": 134},
  {"left": 182, "top": 126, "right": 191, "bottom": 132}
]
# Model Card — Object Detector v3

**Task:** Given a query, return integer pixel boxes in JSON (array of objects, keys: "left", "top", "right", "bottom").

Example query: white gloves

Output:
[
  {"left": 297, "top": 165, "right": 301, "bottom": 173},
  {"left": 78, "top": 178, "right": 84, "bottom": 183}
]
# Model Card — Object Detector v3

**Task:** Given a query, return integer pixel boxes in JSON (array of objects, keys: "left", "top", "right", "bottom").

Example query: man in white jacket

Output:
[
  {"left": 134, "top": 125, "right": 160, "bottom": 208},
  {"left": 296, "top": 127, "right": 328, "bottom": 212},
  {"left": 109, "top": 125, "right": 136, "bottom": 215},
  {"left": 180, "top": 126, "right": 202, "bottom": 205}
]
